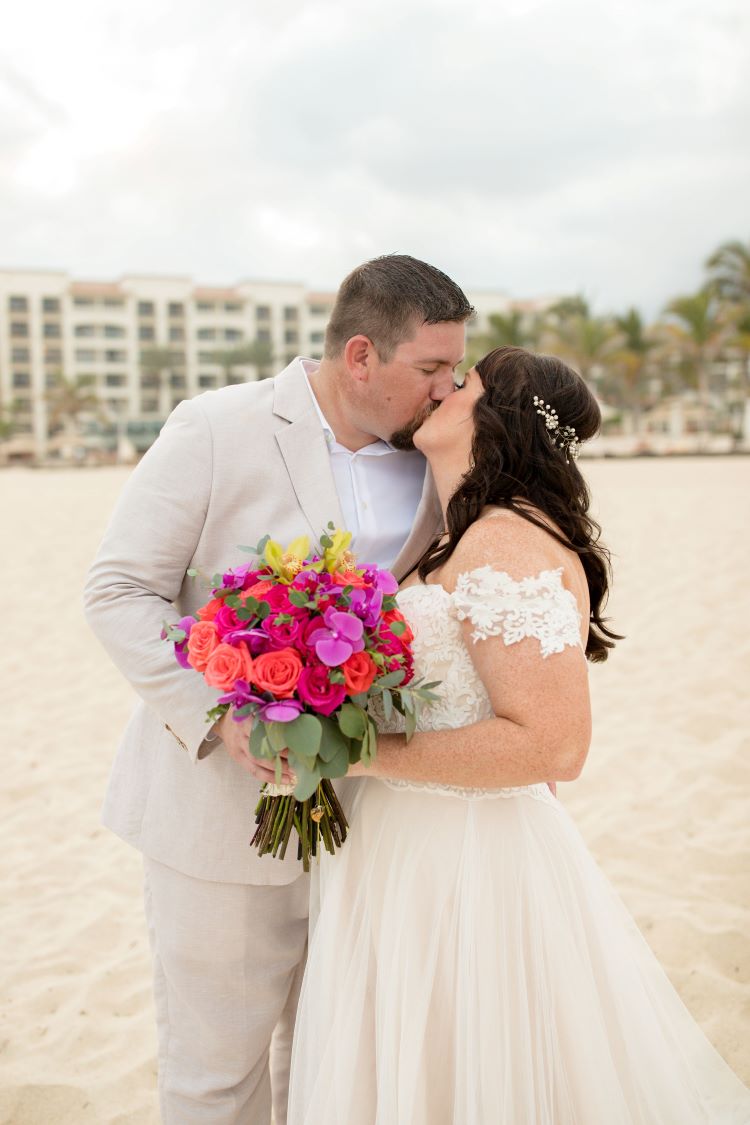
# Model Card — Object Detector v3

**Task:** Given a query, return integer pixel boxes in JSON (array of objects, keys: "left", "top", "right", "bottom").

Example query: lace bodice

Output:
[{"left": 370, "top": 567, "right": 583, "bottom": 804}]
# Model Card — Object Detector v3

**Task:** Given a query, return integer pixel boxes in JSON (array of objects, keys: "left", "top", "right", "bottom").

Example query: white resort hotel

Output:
[{"left": 0, "top": 269, "right": 525, "bottom": 463}]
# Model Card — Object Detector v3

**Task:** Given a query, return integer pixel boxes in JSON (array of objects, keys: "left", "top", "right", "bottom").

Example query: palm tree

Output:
[
  {"left": 45, "top": 372, "right": 101, "bottom": 456},
  {"left": 140, "top": 345, "right": 179, "bottom": 419},
  {"left": 608, "top": 308, "right": 657, "bottom": 433},
  {"left": 0, "top": 402, "right": 17, "bottom": 443},
  {"left": 662, "top": 289, "right": 727, "bottom": 443},
  {"left": 208, "top": 340, "right": 274, "bottom": 385},
  {"left": 541, "top": 299, "right": 618, "bottom": 385},
  {"left": 706, "top": 238, "right": 750, "bottom": 304}
]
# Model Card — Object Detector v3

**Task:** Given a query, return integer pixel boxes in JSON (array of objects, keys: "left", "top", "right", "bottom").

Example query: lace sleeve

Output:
[{"left": 451, "top": 566, "right": 583, "bottom": 658}]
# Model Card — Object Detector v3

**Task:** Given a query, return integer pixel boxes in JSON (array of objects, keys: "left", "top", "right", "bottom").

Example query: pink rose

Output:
[{"left": 297, "top": 663, "right": 347, "bottom": 716}]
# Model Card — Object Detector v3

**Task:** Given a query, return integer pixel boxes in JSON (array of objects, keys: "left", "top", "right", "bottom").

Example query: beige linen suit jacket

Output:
[{"left": 84, "top": 358, "right": 443, "bottom": 885}]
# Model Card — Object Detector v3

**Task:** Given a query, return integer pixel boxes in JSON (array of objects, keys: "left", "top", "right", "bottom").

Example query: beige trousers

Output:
[{"left": 144, "top": 858, "right": 309, "bottom": 1124}]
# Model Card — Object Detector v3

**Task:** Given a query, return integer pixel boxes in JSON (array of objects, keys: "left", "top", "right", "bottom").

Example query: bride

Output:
[{"left": 287, "top": 345, "right": 750, "bottom": 1124}]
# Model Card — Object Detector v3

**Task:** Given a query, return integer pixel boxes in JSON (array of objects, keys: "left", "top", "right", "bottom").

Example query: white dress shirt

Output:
[{"left": 302, "top": 361, "right": 426, "bottom": 571}]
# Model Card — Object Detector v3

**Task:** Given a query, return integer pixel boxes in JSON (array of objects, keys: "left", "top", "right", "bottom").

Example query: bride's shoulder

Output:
[
  {"left": 443, "top": 505, "right": 587, "bottom": 606},
  {"left": 451, "top": 507, "right": 564, "bottom": 573}
]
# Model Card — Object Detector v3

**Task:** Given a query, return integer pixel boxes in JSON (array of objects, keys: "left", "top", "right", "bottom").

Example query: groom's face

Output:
[{"left": 371, "top": 320, "right": 466, "bottom": 450}]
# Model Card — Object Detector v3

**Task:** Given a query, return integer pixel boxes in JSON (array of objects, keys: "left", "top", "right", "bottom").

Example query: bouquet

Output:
[{"left": 163, "top": 524, "right": 439, "bottom": 870}]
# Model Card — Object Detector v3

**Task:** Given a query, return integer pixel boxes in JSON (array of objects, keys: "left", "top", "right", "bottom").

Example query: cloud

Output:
[{"left": 0, "top": 0, "right": 747, "bottom": 315}]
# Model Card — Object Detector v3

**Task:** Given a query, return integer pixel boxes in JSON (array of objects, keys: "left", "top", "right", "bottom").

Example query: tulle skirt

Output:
[{"left": 288, "top": 778, "right": 750, "bottom": 1124}]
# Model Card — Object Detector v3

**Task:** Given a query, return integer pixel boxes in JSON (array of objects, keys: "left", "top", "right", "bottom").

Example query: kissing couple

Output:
[{"left": 85, "top": 254, "right": 750, "bottom": 1123}]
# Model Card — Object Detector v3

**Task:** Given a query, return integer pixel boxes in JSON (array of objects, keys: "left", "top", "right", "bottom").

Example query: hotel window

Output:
[
  {"left": 104, "top": 298, "right": 124, "bottom": 308},
  {"left": 138, "top": 301, "right": 155, "bottom": 316},
  {"left": 171, "top": 396, "right": 185, "bottom": 410},
  {"left": 224, "top": 329, "right": 242, "bottom": 341},
  {"left": 10, "top": 322, "right": 29, "bottom": 337},
  {"left": 256, "top": 306, "right": 271, "bottom": 320},
  {"left": 74, "top": 297, "right": 94, "bottom": 307},
  {"left": 198, "top": 374, "right": 216, "bottom": 388},
  {"left": 198, "top": 351, "right": 216, "bottom": 363},
  {"left": 14, "top": 396, "right": 32, "bottom": 412},
  {"left": 42, "top": 297, "right": 61, "bottom": 313},
  {"left": 168, "top": 302, "right": 184, "bottom": 317},
  {"left": 141, "top": 397, "right": 159, "bottom": 413},
  {"left": 169, "top": 326, "right": 184, "bottom": 342},
  {"left": 256, "top": 328, "right": 271, "bottom": 344},
  {"left": 11, "top": 347, "right": 30, "bottom": 363},
  {"left": 197, "top": 328, "right": 216, "bottom": 341},
  {"left": 169, "top": 373, "right": 187, "bottom": 388},
  {"left": 309, "top": 304, "right": 329, "bottom": 317},
  {"left": 310, "top": 331, "right": 325, "bottom": 345},
  {"left": 105, "top": 349, "right": 126, "bottom": 363},
  {"left": 283, "top": 306, "right": 298, "bottom": 322},
  {"left": 12, "top": 371, "right": 31, "bottom": 388},
  {"left": 43, "top": 322, "right": 61, "bottom": 338},
  {"left": 224, "top": 302, "right": 242, "bottom": 312},
  {"left": 139, "top": 325, "right": 155, "bottom": 340},
  {"left": 104, "top": 324, "right": 125, "bottom": 338},
  {"left": 45, "top": 348, "right": 63, "bottom": 364},
  {"left": 105, "top": 373, "right": 126, "bottom": 387},
  {"left": 75, "top": 325, "right": 95, "bottom": 337},
  {"left": 9, "top": 296, "right": 28, "bottom": 312},
  {"left": 197, "top": 302, "right": 215, "bottom": 312},
  {"left": 75, "top": 349, "right": 97, "bottom": 362},
  {"left": 140, "top": 374, "right": 159, "bottom": 388},
  {"left": 284, "top": 329, "right": 298, "bottom": 345}
]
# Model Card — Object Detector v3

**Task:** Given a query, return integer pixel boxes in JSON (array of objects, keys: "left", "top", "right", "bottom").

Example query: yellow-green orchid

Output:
[
  {"left": 322, "top": 528, "right": 353, "bottom": 573},
  {"left": 262, "top": 534, "right": 312, "bottom": 583}
]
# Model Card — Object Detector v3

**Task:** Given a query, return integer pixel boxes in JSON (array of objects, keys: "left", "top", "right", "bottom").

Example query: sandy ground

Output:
[{"left": 0, "top": 457, "right": 748, "bottom": 1123}]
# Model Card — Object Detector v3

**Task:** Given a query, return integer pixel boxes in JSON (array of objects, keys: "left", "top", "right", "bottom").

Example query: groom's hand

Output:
[{"left": 215, "top": 712, "right": 293, "bottom": 784}]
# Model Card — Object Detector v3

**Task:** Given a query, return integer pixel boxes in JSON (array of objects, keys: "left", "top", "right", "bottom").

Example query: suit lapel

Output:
[{"left": 273, "top": 361, "right": 346, "bottom": 542}]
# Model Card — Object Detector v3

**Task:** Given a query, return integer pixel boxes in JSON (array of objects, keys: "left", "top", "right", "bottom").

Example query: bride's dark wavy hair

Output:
[{"left": 417, "top": 346, "right": 621, "bottom": 662}]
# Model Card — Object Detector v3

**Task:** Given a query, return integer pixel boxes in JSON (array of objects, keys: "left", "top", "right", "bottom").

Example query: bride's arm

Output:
[{"left": 351, "top": 516, "right": 592, "bottom": 788}]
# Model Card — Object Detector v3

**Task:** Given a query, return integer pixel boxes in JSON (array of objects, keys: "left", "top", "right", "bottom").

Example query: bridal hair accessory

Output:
[{"left": 533, "top": 395, "right": 581, "bottom": 461}]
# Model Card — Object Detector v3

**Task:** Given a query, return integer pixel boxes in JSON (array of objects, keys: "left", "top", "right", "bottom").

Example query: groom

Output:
[{"left": 84, "top": 253, "right": 473, "bottom": 1124}]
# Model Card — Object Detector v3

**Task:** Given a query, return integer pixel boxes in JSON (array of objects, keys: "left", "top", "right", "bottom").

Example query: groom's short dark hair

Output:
[{"left": 324, "top": 254, "right": 474, "bottom": 361}]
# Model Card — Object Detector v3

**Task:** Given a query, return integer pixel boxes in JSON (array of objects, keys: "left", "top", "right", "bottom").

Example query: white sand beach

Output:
[{"left": 0, "top": 457, "right": 748, "bottom": 1123}]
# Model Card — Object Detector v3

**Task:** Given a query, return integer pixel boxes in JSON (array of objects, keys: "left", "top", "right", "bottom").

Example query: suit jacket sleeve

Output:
[{"left": 83, "top": 396, "right": 222, "bottom": 762}]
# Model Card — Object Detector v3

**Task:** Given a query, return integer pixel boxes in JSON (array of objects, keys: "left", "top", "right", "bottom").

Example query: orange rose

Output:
[
  {"left": 383, "top": 608, "right": 414, "bottom": 645},
  {"left": 252, "top": 647, "right": 303, "bottom": 698},
  {"left": 342, "top": 650, "right": 378, "bottom": 695},
  {"left": 203, "top": 643, "right": 255, "bottom": 692},
  {"left": 197, "top": 597, "right": 223, "bottom": 622},
  {"left": 187, "top": 620, "right": 220, "bottom": 672},
  {"left": 242, "top": 580, "right": 276, "bottom": 599},
  {"left": 331, "top": 569, "right": 368, "bottom": 588}
]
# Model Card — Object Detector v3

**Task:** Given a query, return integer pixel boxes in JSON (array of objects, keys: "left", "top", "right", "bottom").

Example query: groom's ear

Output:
[{"left": 344, "top": 335, "right": 375, "bottom": 382}]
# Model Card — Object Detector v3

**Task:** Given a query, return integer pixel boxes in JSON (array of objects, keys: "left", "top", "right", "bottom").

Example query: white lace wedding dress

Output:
[{"left": 287, "top": 568, "right": 750, "bottom": 1124}]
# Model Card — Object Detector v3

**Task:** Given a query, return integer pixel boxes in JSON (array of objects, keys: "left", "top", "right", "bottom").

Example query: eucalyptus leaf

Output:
[
  {"left": 318, "top": 742, "right": 350, "bottom": 778},
  {"left": 338, "top": 703, "right": 367, "bottom": 740},
  {"left": 284, "top": 714, "right": 322, "bottom": 759},
  {"left": 376, "top": 669, "right": 406, "bottom": 689},
  {"left": 293, "top": 763, "right": 322, "bottom": 802},
  {"left": 317, "top": 717, "right": 349, "bottom": 763},
  {"left": 389, "top": 620, "right": 406, "bottom": 636},
  {"left": 404, "top": 708, "right": 417, "bottom": 741},
  {"left": 266, "top": 722, "right": 289, "bottom": 754},
  {"left": 249, "top": 721, "right": 266, "bottom": 760},
  {"left": 382, "top": 689, "right": 393, "bottom": 722}
]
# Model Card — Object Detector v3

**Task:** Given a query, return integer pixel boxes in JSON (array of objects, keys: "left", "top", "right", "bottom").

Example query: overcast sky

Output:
[{"left": 1, "top": 0, "right": 748, "bottom": 316}]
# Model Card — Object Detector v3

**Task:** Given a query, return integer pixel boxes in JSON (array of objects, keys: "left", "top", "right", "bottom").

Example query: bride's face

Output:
[{"left": 413, "top": 366, "right": 484, "bottom": 457}]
